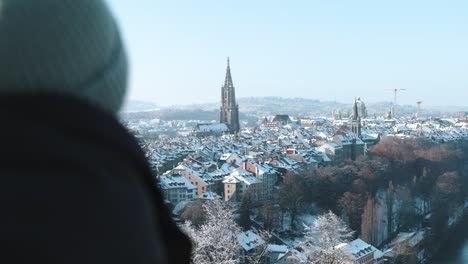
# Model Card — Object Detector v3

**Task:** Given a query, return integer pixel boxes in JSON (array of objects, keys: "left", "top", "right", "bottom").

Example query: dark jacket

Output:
[{"left": 0, "top": 95, "right": 191, "bottom": 263}]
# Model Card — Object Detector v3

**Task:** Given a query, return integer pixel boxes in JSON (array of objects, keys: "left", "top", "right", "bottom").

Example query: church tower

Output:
[
  {"left": 351, "top": 98, "right": 362, "bottom": 137},
  {"left": 220, "top": 58, "right": 240, "bottom": 133}
]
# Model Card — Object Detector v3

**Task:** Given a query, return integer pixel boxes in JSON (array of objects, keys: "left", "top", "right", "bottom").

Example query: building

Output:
[
  {"left": 241, "top": 160, "right": 279, "bottom": 201},
  {"left": 265, "top": 245, "right": 289, "bottom": 264},
  {"left": 220, "top": 58, "right": 240, "bottom": 134},
  {"left": 350, "top": 98, "right": 362, "bottom": 137},
  {"left": 193, "top": 123, "right": 230, "bottom": 137},
  {"left": 159, "top": 173, "right": 196, "bottom": 206},
  {"left": 355, "top": 97, "right": 368, "bottom": 118},
  {"left": 333, "top": 127, "right": 365, "bottom": 161},
  {"left": 223, "top": 169, "right": 260, "bottom": 202},
  {"left": 173, "top": 164, "right": 217, "bottom": 197},
  {"left": 238, "top": 230, "right": 265, "bottom": 263}
]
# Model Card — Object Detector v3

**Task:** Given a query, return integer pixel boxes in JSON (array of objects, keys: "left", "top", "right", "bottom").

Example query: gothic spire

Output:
[
  {"left": 220, "top": 57, "right": 240, "bottom": 133},
  {"left": 224, "top": 57, "right": 234, "bottom": 90},
  {"left": 352, "top": 97, "right": 359, "bottom": 120}
]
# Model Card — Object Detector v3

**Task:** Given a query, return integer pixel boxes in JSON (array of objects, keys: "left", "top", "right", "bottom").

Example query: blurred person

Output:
[{"left": 0, "top": 0, "right": 191, "bottom": 263}]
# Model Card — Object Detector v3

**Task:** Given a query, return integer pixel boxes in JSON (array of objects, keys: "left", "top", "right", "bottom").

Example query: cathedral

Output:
[
  {"left": 351, "top": 98, "right": 362, "bottom": 137},
  {"left": 220, "top": 58, "right": 240, "bottom": 134}
]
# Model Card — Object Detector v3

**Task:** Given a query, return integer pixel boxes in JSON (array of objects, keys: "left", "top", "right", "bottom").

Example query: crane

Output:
[{"left": 385, "top": 88, "right": 406, "bottom": 117}]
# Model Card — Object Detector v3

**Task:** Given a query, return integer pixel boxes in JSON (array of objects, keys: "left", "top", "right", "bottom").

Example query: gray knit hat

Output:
[{"left": 0, "top": 0, "right": 127, "bottom": 114}]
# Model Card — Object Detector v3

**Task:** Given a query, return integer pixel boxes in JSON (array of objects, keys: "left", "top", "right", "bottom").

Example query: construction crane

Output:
[
  {"left": 385, "top": 88, "right": 407, "bottom": 117},
  {"left": 416, "top": 101, "right": 422, "bottom": 118}
]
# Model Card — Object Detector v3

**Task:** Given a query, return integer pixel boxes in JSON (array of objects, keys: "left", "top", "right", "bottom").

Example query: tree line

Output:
[{"left": 279, "top": 136, "right": 468, "bottom": 253}]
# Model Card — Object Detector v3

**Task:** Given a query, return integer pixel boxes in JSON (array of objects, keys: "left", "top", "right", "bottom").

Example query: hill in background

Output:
[{"left": 122, "top": 97, "right": 467, "bottom": 121}]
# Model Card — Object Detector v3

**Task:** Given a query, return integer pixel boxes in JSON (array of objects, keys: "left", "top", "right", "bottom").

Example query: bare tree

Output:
[
  {"left": 361, "top": 196, "right": 379, "bottom": 246},
  {"left": 181, "top": 199, "right": 206, "bottom": 227},
  {"left": 279, "top": 173, "right": 305, "bottom": 230}
]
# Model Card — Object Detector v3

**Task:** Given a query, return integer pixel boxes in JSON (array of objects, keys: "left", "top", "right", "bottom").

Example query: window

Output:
[{"left": 202, "top": 186, "right": 205, "bottom": 191}]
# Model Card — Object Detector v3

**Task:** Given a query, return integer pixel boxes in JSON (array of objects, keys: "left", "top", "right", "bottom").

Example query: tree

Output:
[
  {"left": 279, "top": 173, "right": 305, "bottom": 230},
  {"left": 258, "top": 202, "right": 276, "bottom": 231},
  {"left": 181, "top": 199, "right": 206, "bottom": 227},
  {"left": 301, "top": 211, "right": 354, "bottom": 264},
  {"left": 181, "top": 199, "right": 241, "bottom": 264},
  {"left": 361, "top": 196, "right": 379, "bottom": 246},
  {"left": 371, "top": 136, "right": 419, "bottom": 162},
  {"left": 394, "top": 185, "right": 417, "bottom": 231},
  {"left": 239, "top": 192, "right": 253, "bottom": 230},
  {"left": 386, "top": 181, "right": 394, "bottom": 236},
  {"left": 338, "top": 192, "right": 365, "bottom": 232},
  {"left": 434, "top": 171, "right": 462, "bottom": 206},
  {"left": 392, "top": 239, "right": 418, "bottom": 264}
]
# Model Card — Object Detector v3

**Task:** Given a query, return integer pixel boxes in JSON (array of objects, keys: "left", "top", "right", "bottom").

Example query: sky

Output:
[{"left": 108, "top": 0, "right": 468, "bottom": 107}]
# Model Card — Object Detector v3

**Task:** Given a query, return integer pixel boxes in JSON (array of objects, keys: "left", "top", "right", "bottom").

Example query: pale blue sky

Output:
[{"left": 108, "top": 0, "right": 468, "bottom": 107}]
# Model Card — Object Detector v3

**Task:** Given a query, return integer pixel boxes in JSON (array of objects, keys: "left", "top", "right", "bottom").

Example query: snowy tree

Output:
[
  {"left": 301, "top": 211, "right": 354, "bottom": 264},
  {"left": 181, "top": 199, "right": 241, "bottom": 264}
]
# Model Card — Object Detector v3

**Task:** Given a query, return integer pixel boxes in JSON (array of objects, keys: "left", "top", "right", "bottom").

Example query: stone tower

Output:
[
  {"left": 220, "top": 58, "right": 240, "bottom": 133},
  {"left": 351, "top": 98, "right": 362, "bottom": 137}
]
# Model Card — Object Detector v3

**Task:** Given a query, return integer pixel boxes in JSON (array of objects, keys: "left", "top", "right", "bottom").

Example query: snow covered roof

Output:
[
  {"left": 223, "top": 170, "right": 259, "bottom": 185},
  {"left": 267, "top": 244, "right": 288, "bottom": 253},
  {"left": 338, "top": 238, "right": 383, "bottom": 261},
  {"left": 159, "top": 175, "right": 196, "bottom": 190},
  {"left": 237, "top": 230, "right": 265, "bottom": 252},
  {"left": 222, "top": 175, "right": 241, "bottom": 184},
  {"left": 393, "top": 229, "right": 426, "bottom": 248},
  {"left": 199, "top": 191, "right": 221, "bottom": 200},
  {"left": 220, "top": 153, "right": 232, "bottom": 160},
  {"left": 195, "top": 123, "right": 229, "bottom": 132}
]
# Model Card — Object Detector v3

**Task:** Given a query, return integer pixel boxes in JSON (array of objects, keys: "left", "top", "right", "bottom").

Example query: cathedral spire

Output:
[
  {"left": 352, "top": 97, "right": 359, "bottom": 120},
  {"left": 351, "top": 97, "right": 362, "bottom": 137},
  {"left": 224, "top": 57, "right": 234, "bottom": 92},
  {"left": 220, "top": 57, "right": 240, "bottom": 134}
]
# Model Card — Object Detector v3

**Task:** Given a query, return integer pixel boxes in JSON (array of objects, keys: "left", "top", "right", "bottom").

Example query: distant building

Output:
[
  {"left": 220, "top": 58, "right": 240, "bottom": 134},
  {"left": 355, "top": 97, "right": 368, "bottom": 118},
  {"left": 350, "top": 98, "right": 362, "bottom": 137},
  {"left": 334, "top": 126, "right": 365, "bottom": 161},
  {"left": 262, "top": 115, "right": 296, "bottom": 129},
  {"left": 273, "top": 115, "right": 292, "bottom": 125},
  {"left": 334, "top": 110, "right": 343, "bottom": 120},
  {"left": 193, "top": 123, "right": 229, "bottom": 137}
]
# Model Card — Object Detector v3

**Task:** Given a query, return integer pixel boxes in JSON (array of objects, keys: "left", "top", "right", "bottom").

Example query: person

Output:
[{"left": 0, "top": 0, "right": 191, "bottom": 263}]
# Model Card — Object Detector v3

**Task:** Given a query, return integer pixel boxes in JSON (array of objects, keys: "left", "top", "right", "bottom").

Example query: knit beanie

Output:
[{"left": 0, "top": 0, "right": 127, "bottom": 114}]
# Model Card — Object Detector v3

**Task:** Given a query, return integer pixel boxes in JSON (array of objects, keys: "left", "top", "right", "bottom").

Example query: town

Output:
[{"left": 122, "top": 59, "right": 468, "bottom": 264}]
